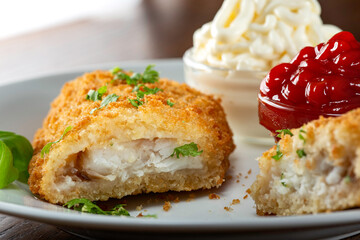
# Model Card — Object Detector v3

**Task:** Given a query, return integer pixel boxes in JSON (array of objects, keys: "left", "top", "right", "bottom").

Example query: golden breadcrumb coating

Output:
[
  {"left": 28, "top": 70, "right": 235, "bottom": 204},
  {"left": 251, "top": 108, "right": 360, "bottom": 216}
]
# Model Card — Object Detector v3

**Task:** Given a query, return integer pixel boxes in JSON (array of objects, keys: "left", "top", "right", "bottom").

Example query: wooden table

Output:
[{"left": 0, "top": 0, "right": 360, "bottom": 239}]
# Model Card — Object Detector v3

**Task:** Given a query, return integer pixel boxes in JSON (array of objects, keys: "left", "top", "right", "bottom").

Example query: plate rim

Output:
[
  {"left": 2, "top": 198, "right": 360, "bottom": 232},
  {"left": 1, "top": 59, "right": 360, "bottom": 233}
]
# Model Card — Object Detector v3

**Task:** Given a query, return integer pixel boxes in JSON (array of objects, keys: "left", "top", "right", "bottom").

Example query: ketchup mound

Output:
[{"left": 259, "top": 31, "right": 360, "bottom": 135}]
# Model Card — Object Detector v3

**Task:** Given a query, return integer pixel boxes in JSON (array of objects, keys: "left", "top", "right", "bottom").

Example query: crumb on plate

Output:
[
  {"left": 209, "top": 193, "right": 220, "bottom": 199},
  {"left": 163, "top": 201, "right": 172, "bottom": 211},
  {"left": 224, "top": 206, "right": 233, "bottom": 212}
]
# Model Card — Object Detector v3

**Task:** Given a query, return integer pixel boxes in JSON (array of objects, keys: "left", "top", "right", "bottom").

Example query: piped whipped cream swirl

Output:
[{"left": 193, "top": 0, "right": 341, "bottom": 71}]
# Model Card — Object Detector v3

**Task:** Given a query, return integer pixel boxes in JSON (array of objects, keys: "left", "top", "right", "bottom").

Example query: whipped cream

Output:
[{"left": 193, "top": 0, "right": 341, "bottom": 71}]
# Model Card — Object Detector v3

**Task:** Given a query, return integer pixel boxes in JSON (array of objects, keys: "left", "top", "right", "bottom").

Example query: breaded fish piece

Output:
[
  {"left": 251, "top": 108, "right": 360, "bottom": 216},
  {"left": 28, "top": 70, "right": 235, "bottom": 204}
]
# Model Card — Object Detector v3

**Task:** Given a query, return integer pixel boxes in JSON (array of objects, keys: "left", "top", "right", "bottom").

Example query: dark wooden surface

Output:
[
  {"left": 0, "top": 215, "right": 80, "bottom": 240},
  {"left": 1, "top": 0, "right": 360, "bottom": 239}
]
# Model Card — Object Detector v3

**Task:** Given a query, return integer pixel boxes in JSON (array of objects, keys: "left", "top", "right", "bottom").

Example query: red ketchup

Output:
[{"left": 258, "top": 31, "right": 360, "bottom": 136}]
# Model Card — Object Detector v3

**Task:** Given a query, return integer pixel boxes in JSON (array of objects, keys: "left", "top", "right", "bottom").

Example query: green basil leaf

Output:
[
  {"left": 0, "top": 140, "right": 19, "bottom": 188},
  {"left": 0, "top": 131, "right": 33, "bottom": 183}
]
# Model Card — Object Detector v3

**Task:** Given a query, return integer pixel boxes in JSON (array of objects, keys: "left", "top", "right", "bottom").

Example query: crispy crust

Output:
[
  {"left": 28, "top": 70, "right": 235, "bottom": 204},
  {"left": 251, "top": 108, "right": 360, "bottom": 215}
]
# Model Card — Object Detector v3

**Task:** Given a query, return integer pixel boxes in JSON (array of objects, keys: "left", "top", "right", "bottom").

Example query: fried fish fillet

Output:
[
  {"left": 28, "top": 70, "right": 235, "bottom": 204},
  {"left": 251, "top": 108, "right": 360, "bottom": 216}
]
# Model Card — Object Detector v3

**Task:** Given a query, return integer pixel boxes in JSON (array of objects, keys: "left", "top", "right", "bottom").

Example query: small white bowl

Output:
[{"left": 183, "top": 48, "right": 272, "bottom": 145}]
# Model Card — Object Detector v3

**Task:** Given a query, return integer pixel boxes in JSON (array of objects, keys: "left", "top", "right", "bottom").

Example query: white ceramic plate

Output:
[{"left": 1, "top": 59, "right": 360, "bottom": 240}]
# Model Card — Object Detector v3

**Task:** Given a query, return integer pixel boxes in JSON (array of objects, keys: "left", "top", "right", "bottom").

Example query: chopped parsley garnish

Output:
[
  {"left": 65, "top": 198, "right": 157, "bottom": 218},
  {"left": 111, "top": 65, "right": 159, "bottom": 85},
  {"left": 133, "top": 85, "right": 163, "bottom": 98},
  {"left": 296, "top": 149, "right": 307, "bottom": 158},
  {"left": 344, "top": 176, "right": 351, "bottom": 184},
  {"left": 127, "top": 73, "right": 142, "bottom": 85},
  {"left": 90, "top": 93, "right": 119, "bottom": 114},
  {"left": 167, "top": 99, "right": 175, "bottom": 107},
  {"left": 141, "top": 214, "right": 158, "bottom": 218},
  {"left": 271, "top": 144, "right": 283, "bottom": 161},
  {"left": 112, "top": 72, "right": 132, "bottom": 84},
  {"left": 86, "top": 85, "right": 107, "bottom": 101},
  {"left": 41, "top": 126, "right": 73, "bottom": 158},
  {"left": 110, "top": 66, "right": 162, "bottom": 109},
  {"left": 275, "top": 129, "right": 293, "bottom": 139},
  {"left": 280, "top": 173, "right": 287, "bottom": 187},
  {"left": 110, "top": 66, "right": 122, "bottom": 75},
  {"left": 64, "top": 198, "right": 130, "bottom": 216},
  {"left": 129, "top": 98, "right": 144, "bottom": 108},
  {"left": 142, "top": 65, "right": 159, "bottom": 83},
  {"left": 299, "top": 129, "right": 306, "bottom": 144},
  {"left": 171, "top": 142, "right": 203, "bottom": 158},
  {"left": 129, "top": 85, "right": 163, "bottom": 108}
]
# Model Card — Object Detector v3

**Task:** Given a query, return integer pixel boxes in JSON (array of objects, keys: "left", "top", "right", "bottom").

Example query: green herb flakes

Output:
[
  {"left": 112, "top": 72, "right": 131, "bottom": 84},
  {"left": 296, "top": 149, "right": 307, "bottom": 158},
  {"left": 280, "top": 173, "right": 287, "bottom": 187},
  {"left": 128, "top": 98, "right": 144, "bottom": 108},
  {"left": 141, "top": 214, "right": 157, "bottom": 218},
  {"left": 133, "top": 85, "right": 162, "bottom": 99},
  {"left": 142, "top": 65, "right": 159, "bottom": 83},
  {"left": 111, "top": 65, "right": 159, "bottom": 85},
  {"left": 275, "top": 129, "right": 293, "bottom": 139},
  {"left": 344, "top": 176, "right": 351, "bottom": 184},
  {"left": 126, "top": 74, "right": 139, "bottom": 85},
  {"left": 271, "top": 144, "right": 283, "bottom": 161},
  {"left": 167, "top": 100, "right": 175, "bottom": 107},
  {"left": 64, "top": 198, "right": 130, "bottom": 216},
  {"left": 299, "top": 129, "right": 306, "bottom": 144},
  {"left": 171, "top": 142, "right": 203, "bottom": 158},
  {"left": 41, "top": 126, "right": 73, "bottom": 158},
  {"left": 110, "top": 66, "right": 122, "bottom": 75},
  {"left": 110, "top": 66, "right": 161, "bottom": 109},
  {"left": 90, "top": 94, "right": 119, "bottom": 114},
  {"left": 86, "top": 85, "right": 107, "bottom": 101},
  {"left": 129, "top": 85, "right": 162, "bottom": 108}
]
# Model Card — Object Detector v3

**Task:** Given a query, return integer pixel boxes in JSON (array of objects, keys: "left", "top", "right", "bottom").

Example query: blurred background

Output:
[{"left": 0, "top": 0, "right": 359, "bottom": 82}]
